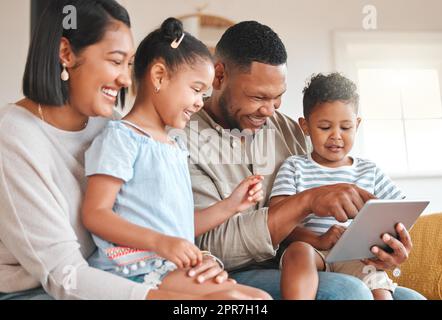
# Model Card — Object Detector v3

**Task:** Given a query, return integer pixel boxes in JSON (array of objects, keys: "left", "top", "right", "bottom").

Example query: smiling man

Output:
[{"left": 185, "top": 21, "right": 424, "bottom": 300}]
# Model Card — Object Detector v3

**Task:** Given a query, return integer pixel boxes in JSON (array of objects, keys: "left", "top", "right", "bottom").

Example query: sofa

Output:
[{"left": 387, "top": 213, "right": 442, "bottom": 300}]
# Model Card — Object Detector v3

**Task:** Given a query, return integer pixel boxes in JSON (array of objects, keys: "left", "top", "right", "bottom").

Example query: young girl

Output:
[{"left": 81, "top": 18, "right": 271, "bottom": 300}]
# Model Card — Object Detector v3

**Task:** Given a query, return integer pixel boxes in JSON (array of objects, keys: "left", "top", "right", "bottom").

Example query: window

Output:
[
  {"left": 334, "top": 32, "right": 442, "bottom": 176},
  {"left": 358, "top": 68, "right": 442, "bottom": 175}
]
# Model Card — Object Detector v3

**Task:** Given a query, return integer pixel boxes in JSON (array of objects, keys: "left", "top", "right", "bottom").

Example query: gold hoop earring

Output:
[{"left": 61, "top": 63, "right": 69, "bottom": 81}]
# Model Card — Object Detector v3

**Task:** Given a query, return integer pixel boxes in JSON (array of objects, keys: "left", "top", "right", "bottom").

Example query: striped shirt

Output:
[{"left": 270, "top": 154, "right": 405, "bottom": 235}]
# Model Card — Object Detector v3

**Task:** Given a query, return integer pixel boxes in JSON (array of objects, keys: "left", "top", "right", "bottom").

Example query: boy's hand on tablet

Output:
[
  {"left": 316, "top": 225, "right": 347, "bottom": 250},
  {"left": 226, "top": 175, "right": 264, "bottom": 213}
]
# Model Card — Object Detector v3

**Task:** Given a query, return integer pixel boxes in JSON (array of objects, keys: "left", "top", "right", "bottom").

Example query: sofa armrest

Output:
[{"left": 387, "top": 213, "right": 442, "bottom": 300}]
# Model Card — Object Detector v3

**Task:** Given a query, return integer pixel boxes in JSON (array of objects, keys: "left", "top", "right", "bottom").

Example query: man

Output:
[{"left": 185, "top": 21, "right": 424, "bottom": 300}]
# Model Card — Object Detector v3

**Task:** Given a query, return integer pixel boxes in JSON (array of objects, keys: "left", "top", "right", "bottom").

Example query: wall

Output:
[
  {"left": 396, "top": 177, "right": 441, "bottom": 214},
  {"left": 0, "top": 1, "right": 30, "bottom": 105},
  {"left": 0, "top": 0, "right": 440, "bottom": 213},
  {"left": 120, "top": 0, "right": 442, "bottom": 214},
  {"left": 121, "top": 0, "right": 442, "bottom": 119}
]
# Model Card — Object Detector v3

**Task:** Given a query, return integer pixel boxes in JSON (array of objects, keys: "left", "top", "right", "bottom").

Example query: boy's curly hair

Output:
[{"left": 302, "top": 73, "right": 359, "bottom": 118}]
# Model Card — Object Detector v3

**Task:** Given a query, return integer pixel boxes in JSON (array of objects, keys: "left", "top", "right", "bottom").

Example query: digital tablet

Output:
[{"left": 325, "top": 200, "right": 429, "bottom": 263}]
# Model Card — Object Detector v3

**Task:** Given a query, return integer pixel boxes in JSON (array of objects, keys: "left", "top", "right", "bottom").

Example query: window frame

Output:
[{"left": 334, "top": 31, "right": 442, "bottom": 178}]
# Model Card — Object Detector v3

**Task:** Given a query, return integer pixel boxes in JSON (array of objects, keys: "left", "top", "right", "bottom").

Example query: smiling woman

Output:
[
  {"left": 23, "top": 0, "right": 134, "bottom": 124},
  {"left": 0, "top": 0, "right": 144, "bottom": 300},
  {"left": 0, "top": 0, "right": 261, "bottom": 301}
]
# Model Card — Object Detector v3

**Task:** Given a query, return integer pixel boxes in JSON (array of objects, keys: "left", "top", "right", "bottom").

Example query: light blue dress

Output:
[{"left": 84, "top": 120, "right": 194, "bottom": 285}]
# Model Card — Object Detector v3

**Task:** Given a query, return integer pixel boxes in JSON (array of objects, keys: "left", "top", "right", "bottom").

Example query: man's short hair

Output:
[{"left": 215, "top": 21, "right": 287, "bottom": 72}]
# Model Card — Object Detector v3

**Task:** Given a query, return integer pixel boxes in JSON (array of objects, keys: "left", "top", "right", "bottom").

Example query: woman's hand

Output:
[
  {"left": 154, "top": 235, "right": 203, "bottom": 269},
  {"left": 225, "top": 175, "right": 264, "bottom": 213},
  {"left": 187, "top": 255, "right": 234, "bottom": 284},
  {"left": 361, "top": 223, "right": 413, "bottom": 271}
]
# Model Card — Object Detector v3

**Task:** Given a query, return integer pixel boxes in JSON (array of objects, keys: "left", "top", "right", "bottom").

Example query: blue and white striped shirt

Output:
[{"left": 270, "top": 154, "right": 405, "bottom": 235}]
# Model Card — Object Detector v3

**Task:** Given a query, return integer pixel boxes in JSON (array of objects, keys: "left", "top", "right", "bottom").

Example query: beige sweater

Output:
[
  {"left": 0, "top": 104, "right": 150, "bottom": 300},
  {"left": 187, "top": 110, "right": 307, "bottom": 270}
]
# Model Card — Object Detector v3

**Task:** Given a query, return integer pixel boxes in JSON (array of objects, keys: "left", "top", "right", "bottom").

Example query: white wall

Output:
[
  {"left": 0, "top": 1, "right": 30, "bottom": 105},
  {"left": 1, "top": 0, "right": 441, "bottom": 213},
  {"left": 121, "top": 0, "right": 442, "bottom": 214},
  {"left": 396, "top": 177, "right": 442, "bottom": 214},
  {"left": 121, "top": 0, "right": 442, "bottom": 120}
]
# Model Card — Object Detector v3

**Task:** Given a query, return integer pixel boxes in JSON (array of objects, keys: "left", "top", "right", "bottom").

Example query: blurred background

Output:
[{"left": 1, "top": 0, "right": 441, "bottom": 213}]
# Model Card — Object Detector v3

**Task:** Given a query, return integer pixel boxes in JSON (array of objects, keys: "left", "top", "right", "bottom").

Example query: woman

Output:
[{"left": 0, "top": 0, "right": 245, "bottom": 300}]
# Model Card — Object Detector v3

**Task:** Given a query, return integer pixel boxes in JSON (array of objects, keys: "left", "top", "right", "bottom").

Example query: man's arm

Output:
[
  {"left": 268, "top": 183, "right": 376, "bottom": 246},
  {"left": 267, "top": 193, "right": 312, "bottom": 246},
  {"left": 190, "top": 163, "right": 277, "bottom": 270},
  {"left": 271, "top": 184, "right": 413, "bottom": 270},
  {"left": 194, "top": 176, "right": 263, "bottom": 237},
  {"left": 191, "top": 163, "right": 375, "bottom": 268}
]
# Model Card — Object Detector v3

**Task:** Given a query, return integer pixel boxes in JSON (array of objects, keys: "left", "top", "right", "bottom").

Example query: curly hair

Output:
[
  {"left": 302, "top": 73, "right": 359, "bottom": 118},
  {"left": 215, "top": 21, "right": 287, "bottom": 72}
]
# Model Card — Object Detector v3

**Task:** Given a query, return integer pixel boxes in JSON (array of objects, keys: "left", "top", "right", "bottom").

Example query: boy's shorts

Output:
[{"left": 279, "top": 246, "right": 397, "bottom": 293}]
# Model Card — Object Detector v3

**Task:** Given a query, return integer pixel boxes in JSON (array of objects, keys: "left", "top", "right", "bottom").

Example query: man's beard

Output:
[{"left": 219, "top": 89, "right": 242, "bottom": 130}]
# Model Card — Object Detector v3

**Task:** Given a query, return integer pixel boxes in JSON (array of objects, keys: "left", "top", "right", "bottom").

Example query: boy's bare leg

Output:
[
  {"left": 158, "top": 268, "right": 272, "bottom": 300},
  {"left": 280, "top": 241, "right": 325, "bottom": 300},
  {"left": 372, "top": 289, "right": 393, "bottom": 300}
]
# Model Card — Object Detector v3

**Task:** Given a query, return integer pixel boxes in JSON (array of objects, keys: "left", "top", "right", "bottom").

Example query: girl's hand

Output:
[
  {"left": 154, "top": 235, "right": 203, "bottom": 269},
  {"left": 225, "top": 175, "right": 264, "bottom": 213}
]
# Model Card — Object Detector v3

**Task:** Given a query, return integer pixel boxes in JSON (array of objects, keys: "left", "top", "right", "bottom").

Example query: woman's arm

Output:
[{"left": 0, "top": 141, "right": 151, "bottom": 299}]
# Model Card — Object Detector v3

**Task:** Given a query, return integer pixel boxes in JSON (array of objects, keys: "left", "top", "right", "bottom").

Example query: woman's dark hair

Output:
[
  {"left": 23, "top": 0, "right": 131, "bottom": 107},
  {"left": 134, "top": 17, "right": 213, "bottom": 85},
  {"left": 303, "top": 73, "right": 360, "bottom": 119}
]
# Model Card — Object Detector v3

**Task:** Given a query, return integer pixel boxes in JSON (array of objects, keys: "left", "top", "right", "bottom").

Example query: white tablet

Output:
[{"left": 325, "top": 199, "right": 429, "bottom": 263}]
